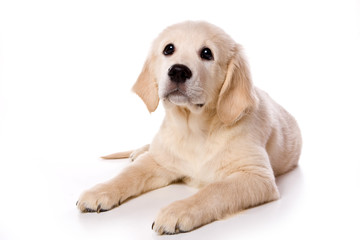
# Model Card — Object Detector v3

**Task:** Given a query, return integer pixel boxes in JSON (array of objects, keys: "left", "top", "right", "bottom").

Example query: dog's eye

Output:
[
  {"left": 163, "top": 44, "right": 175, "bottom": 56},
  {"left": 200, "top": 47, "right": 214, "bottom": 61}
]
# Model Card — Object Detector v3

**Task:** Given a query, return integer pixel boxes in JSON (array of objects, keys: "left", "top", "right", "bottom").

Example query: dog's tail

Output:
[
  {"left": 101, "top": 144, "right": 150, "bottom": 160},
  {"left": 101, "top": 151, "right": 133, "bottom": 159}
]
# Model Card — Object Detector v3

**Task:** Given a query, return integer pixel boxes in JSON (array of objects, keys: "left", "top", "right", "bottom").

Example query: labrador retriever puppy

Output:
[{"left": 77, "top": 21, "right": 302, "bottom": 234}]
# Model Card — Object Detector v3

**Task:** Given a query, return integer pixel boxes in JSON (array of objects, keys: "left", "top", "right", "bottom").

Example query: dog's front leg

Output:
[
  {"left": 77, "top": 153, "right": 181, "bottom": 213},
  {"left": 152, "top": 167, "right": 280, "bottom": 234}
]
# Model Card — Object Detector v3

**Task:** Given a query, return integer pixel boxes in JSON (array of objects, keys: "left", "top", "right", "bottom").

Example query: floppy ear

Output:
[
  {"left": 217, "top": 45, "right": 258, "bottom": 125},
  {"left": 132, "top": 56, "right": 159, "bottom": 112}
]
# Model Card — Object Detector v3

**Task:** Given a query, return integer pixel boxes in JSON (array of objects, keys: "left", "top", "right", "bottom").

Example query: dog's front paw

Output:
[
  {"left": 152, "top": 200, "right": 206, "bottom": 235},
  {"left": 76, "top": 184, "right": 121, "bottom": 213}
]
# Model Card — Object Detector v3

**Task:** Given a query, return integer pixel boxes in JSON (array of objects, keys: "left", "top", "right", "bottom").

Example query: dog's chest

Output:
[{"left": 155, "top": 126, "right": 227, "bottom": 186}]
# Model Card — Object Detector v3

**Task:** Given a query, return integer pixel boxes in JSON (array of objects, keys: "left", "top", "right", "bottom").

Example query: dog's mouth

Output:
[
  {"left": 166, "top": 89, "right": 205, "bottom": 108},
  {"left": 166, "top": 89, "right": 189, "bottom": 105}
]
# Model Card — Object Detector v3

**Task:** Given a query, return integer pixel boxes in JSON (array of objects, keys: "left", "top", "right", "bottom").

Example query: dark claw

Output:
[
  {"left": 84, "top": 208, "right": 96, "bottom": 213},
  {"left": 76, "top": 201, "right": 78, "bottom": 206},
  {"left": 152, "top": 222, "right": 155, "bottom": 230},
  {"left": 96, "top": 205, "right": 109, "bottom": 213}
]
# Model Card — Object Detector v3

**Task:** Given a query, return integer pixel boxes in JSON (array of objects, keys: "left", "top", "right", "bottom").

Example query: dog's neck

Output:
[{"left": 163, "top": 101, "right": 223, "bottom": 136}]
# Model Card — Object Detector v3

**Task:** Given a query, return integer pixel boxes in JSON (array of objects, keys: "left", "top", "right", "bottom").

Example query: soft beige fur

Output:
[{"left": 77, "top": 21, "right": 302, "bottom": 234}]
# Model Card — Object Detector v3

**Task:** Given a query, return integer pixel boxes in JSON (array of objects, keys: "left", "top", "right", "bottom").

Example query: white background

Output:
[{"left": 1, "top": 0, "right": 360, "bottom": 239}]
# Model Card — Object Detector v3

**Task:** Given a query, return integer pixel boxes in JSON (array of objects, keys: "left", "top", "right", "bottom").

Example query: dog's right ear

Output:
[{"left": 132, "top": 56, "right": 159, "bottom": 112}]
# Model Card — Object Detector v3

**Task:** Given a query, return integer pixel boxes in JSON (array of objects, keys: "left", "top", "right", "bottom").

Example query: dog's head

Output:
[{"left": 133, "top": 21, "right": 257, "bottom": 125}]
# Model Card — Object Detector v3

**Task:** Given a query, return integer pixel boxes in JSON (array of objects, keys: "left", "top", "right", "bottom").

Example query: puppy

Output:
[{"left": 77, "top": 21, "right": 302, "bottom": 234}]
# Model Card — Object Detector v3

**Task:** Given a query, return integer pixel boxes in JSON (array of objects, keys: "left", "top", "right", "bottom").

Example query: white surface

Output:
[{"left": 1, "top": 0, "right": 360, "bottom": 239}]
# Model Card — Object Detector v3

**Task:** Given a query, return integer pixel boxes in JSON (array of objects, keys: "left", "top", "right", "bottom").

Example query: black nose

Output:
[{"left": 168, "top": 64, "right": 192, "bottom": 83}]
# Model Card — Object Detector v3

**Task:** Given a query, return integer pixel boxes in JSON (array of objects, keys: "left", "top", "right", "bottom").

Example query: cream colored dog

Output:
[{"left": 77, "top": 21, "right": 302, "bottom": 234}]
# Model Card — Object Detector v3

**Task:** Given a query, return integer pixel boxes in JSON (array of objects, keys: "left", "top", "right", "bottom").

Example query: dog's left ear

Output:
[
  {"left": 217, "top": 45, "right": 258, "bottom": 125},
  {"left": 132, "top": 56, "right": 159, "bottom": 112}
]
